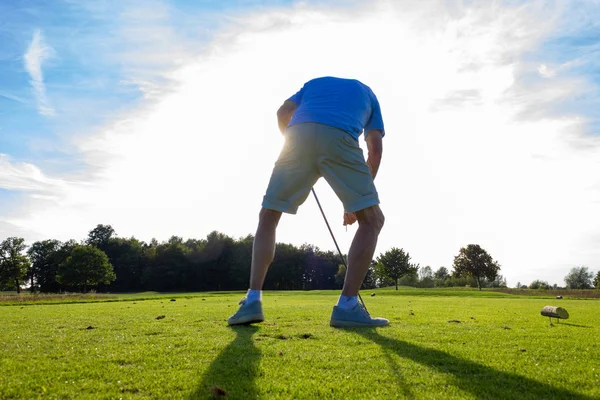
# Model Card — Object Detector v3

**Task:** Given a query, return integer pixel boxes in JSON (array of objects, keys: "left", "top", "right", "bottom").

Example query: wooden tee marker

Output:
[{"left": 541, "top": 306, "right": 569, "bottom": 326}]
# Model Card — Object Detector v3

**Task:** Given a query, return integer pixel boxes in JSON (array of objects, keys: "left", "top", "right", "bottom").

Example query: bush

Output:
[
  {"left": 529, "top": 280, "right": 550, "bottom": 290},
  {"left": 416, "top": 277, "right": 435, "bottom": 288}
]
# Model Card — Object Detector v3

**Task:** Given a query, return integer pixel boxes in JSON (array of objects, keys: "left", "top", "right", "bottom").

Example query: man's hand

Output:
[
  {"left": 277, "top": 100, "right": 297, "bottom": 134},
  {"left": 343, "top": 212, "right": 357, "bottom": 226}
]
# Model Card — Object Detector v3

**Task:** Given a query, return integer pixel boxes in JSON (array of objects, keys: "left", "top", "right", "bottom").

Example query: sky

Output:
[{"left": 1, "top": 0, "right": 599, "bottom": 288}]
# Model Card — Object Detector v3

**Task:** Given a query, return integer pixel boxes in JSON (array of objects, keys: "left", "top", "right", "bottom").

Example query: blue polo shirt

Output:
[{"left": 286, "top": 76, "right": 385, "bottom": 140}]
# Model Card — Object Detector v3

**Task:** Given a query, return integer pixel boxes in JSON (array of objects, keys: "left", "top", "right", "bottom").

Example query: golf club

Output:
[{"left": 311, "top": 188, "right": 369, "bottom": 312}]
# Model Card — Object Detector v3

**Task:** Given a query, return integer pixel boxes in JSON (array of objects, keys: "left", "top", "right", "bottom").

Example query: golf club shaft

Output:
[{"left": 311, "top": 188, "right": 366, "bottom": 308}]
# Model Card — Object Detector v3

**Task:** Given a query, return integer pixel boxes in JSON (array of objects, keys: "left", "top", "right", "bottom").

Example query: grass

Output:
[
  {"left": 2, "top": 286, "right": 596, "bottom": 306},
  {"left": 1, "top": 289, "right": 599, "bottom": 399},
  {"left": 0, "top": 291, "right": 230, "bottom": 306},
  {"left": 0, "top": 292, "right": 118, "bottom": 304}
]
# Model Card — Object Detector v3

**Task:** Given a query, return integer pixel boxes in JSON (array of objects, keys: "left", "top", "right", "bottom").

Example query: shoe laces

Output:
[
  {"left": 358, "top": 300, "right": 371, "bottom": 317},
  {"left": 358, "top": 293, "right": 370, "bottom": 315},
  {"left": 238, "top": 297, "right": 247, "bottom": 305}
]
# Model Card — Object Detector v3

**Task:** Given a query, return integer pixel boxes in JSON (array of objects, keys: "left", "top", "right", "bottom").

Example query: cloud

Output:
[
  {"left": 0, "top": 154, "right": 68, "bottom": 193},
  {"left": 0, "top": 92, "right": 26, "bottom": 104},
  {"left": 0, "top": 220, "right": 42, "bottom": 243},
  {"left": 2, "top": 0, "right": 600, "bottom": 286},
  {"left": 431, "top": 90, "right": 483, "bottom": 111},
  {"left": 24, "top": 29, "right": 55, "bottom": 116},
  {"left": 538, "top": 64, "right": 555, "bottom": 78},
  {"left": 61, "top": 0, "right": 211, "bottom": 100},
  {"left": 511, "top": 1, "right": 600, "bottom": 134}
]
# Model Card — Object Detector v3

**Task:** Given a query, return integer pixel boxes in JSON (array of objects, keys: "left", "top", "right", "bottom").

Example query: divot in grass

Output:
[{"left": 210, "top": 385, "right": 227, "bottom": 398}]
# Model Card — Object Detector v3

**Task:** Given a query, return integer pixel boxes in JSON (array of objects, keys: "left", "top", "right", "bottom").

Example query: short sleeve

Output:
[
  {"left": 287, "top": 85, "right": 305, "bottom": 106},
  {"left": 364, "top": 92, "right": 385, "bottom": 138}
]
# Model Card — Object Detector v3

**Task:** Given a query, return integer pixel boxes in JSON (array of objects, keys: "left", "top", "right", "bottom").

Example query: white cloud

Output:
[
  {"left": 0, "top": 154, "right": 68, "bottom": 193},
  {"left": 3, "top": 0, "right": 600, "bottom": 286},
  {"left": 24, "top": 29, "right": 55, "bottom": 116},
  {"left": 0, "top": 220, "right": 41, "bottom": 243},
  {"left": 538, "top": 64, "right": 555, "bottom": 78},
  {"left": 0, "top": 92, "right": 27, "bottom": 104}
]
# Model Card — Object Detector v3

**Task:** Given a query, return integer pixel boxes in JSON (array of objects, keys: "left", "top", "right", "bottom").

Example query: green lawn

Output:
[{"left": 1, "top": 289, "right": 599, "bottom": 399}]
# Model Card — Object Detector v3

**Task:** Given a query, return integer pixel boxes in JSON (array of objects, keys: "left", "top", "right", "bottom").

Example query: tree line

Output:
[
  {"left": 1, "top": 225, "right": 364, "bottom": 293},
  {"left": 517, "top": 266, "right": 599, "bottom": 290},
  {"left": 1, "top": 224, "right": 597, "bottom": 293}
]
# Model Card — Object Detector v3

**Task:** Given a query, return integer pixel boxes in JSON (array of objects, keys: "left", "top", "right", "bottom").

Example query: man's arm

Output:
[
  {"left": 277, "top": 100, "right": 297, "bottom": 134},
  {"left": 343, "top": 130, "right": 383, "bottom": 226},
  {"left": 365, "top": 130, "right": 383, "bottom": 179}
]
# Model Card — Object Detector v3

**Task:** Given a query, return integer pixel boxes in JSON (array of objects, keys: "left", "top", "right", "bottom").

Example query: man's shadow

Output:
[
  {"left": 351, "top": 328, "right": 594, "bottom": 400},
  {"left": 189, "top": 325, "right": 260, "bottom": 400}
]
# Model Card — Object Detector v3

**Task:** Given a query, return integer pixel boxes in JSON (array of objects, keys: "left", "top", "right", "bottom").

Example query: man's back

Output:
[{"left": 287, "top": 77, "right": 384, "bottom": 140}]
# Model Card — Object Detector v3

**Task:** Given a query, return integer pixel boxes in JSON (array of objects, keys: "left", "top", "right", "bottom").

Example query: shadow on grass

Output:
[
  {"left": 557, "top": 322, "right": 593, "bottom": 328},
  {"left": 352, "top": 328, "right": 594, "bottom": 400},
  {"left": 378, "top": 343, "right": 417, "bottom": 399},
  {"left": 189, "top": 325, "right": 260, "bottom": 400}
]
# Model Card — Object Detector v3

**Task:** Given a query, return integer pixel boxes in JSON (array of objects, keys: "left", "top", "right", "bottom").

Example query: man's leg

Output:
[
  {"left": 227, "top": 207, "right": 282, "bottom": 325},
  {"left": 250, "top": 207, "right": 282, "bottom": 290},
  {"left": 342, "top": 204, "right": 385, "bottom": 296},
  {"left": 329, "top": 204, "right": 388, "bottom": 327}
]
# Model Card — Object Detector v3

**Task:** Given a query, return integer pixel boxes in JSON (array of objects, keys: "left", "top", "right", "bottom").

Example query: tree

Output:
[
  {"left": 564, "top": 266, "right": 593, "bottom": 289},
  {"left": 488, "top": 275, "right": 507, "bottom": 288},
  {"left": 397, "top": 270, "right": 420, "bottom": 287},
  {"left": 302, "top": 248, "right": 339, "bottom": 290},
  {"left": 375, "top": 248, "right": 418, "bottom": 290},
  {"left": 419, "top": 266, "right": 433, "bottom": 280},
  {"left": 0, "top": 237, "right": 30, "bottom": 294},
  {"left": 142, "top": 236, "right": 193, "bottom": 291},
  {"left": 416, "top": 265, "right": 434, "bottom": 288},
  {"left": 99, "top": 237, "right": 146, "bottom": 292},
  {"left": 27, "top": 239, "right": 62, "bottom": 292},
  {"left": 434, "top": 267, "right": 449, "bottom": 280},
  {"left": 226, "top": 235, "right": 254, "bottom": 290},
  {"left": 57, "top": 245, "right": 116, "bottom": 292},
  {"left": 594, "top": 271, "right": 600, "bottom": 289},
  {"left": 333, "top": 263, "right": 346, "bottom": 287},
  {"left": 452, "top": 244, "right": 500, "bottom": 290},
  {"left": 529, "top": 280, "right": 550, "bottom": 290},
  {"left": 361, "top": 262, "right": 378, "bottom": 290},
  {"left": 54, "top": 240, "right": 79, "bottom": 292},
  {"left": 86, "top": 224, "right": 116, "bottom": 252},
  {"left": 516, "top": 282, "right": 528, "bottom": 289},
  {"left": 198, "top": 232, "right": 235, "bottom": 291}
]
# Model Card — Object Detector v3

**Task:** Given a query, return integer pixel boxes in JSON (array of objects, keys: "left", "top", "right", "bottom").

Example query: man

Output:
[{"left": 228, "top": 76, "right": 388, "bottom": 327}]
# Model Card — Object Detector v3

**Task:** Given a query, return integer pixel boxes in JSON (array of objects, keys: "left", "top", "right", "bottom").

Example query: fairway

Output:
[{"left": 1, "top": 290, "right": 599, "bottom": 399}]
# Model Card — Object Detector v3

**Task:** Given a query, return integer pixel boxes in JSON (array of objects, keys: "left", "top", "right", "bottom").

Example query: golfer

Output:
[{"left": 228, "top": 76, "right": 388, "bottom": 327}]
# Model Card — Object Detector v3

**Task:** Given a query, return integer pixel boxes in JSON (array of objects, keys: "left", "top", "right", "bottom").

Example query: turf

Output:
[{"left": 1, "top": 289, "right": 599, "bottom": 399}]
